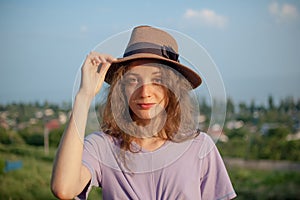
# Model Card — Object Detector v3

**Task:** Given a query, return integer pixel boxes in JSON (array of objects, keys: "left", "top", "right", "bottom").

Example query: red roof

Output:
[{"left": 45, "top": 119, "right": 60, "bottom": 130}]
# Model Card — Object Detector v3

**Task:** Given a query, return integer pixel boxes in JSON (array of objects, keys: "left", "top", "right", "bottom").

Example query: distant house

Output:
[
  {"left": 44, "top": 108, "right": 54, "bottom": 117},
  {"left": 226, "top": 120, "right": 244, "bottom": 130},
  {"left": 0, "top": 112, "right": 9, "bottom": 129},
  {"left": 45, "top": 119, "right": 60, "bottom": 131},
  {"left": 286, "top": 131, "right": 300, "bottom": 141},
  {"left": 207, "top": 124, "right": 228, "bottom": 143},
  {"left": 58, "top": 112, "right": 67, "bottom": 124}
]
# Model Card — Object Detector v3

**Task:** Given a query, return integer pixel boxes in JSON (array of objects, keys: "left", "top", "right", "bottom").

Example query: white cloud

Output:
[
  {"left": 268, "top": 2, "right": 299, "bottom": 23},
  {"left": 183, "top": 9, "right": 228, "bottom": 29}
]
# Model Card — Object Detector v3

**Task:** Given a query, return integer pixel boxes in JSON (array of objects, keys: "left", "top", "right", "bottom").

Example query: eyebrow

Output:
[
  {"left": 125, "top": 71, "right": 162, "bottom": 76},
  {"left": 152, "top": 71, "right": 162, "bottom": 75}
]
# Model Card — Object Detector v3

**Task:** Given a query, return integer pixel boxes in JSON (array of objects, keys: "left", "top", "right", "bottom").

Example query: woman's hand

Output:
[{"left": 79, "top": 52, "right": 116, "bottom": 98}]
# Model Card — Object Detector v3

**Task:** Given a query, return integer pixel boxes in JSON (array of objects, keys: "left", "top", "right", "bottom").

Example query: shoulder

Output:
[
  {"left": 192, "top": 131, "right": 215, "bottom": 146},
  {"left": 84, "top": 131, "right": 117, "bottom": 142},
  {"left": 191, "top": 131, "right": 218, "bottom": 160},
  {"left": 84, "top": 131, "right": 116, "bottom": 150},
  {"left": 85, "top": 131, "right": 111, "bottom": 141}
]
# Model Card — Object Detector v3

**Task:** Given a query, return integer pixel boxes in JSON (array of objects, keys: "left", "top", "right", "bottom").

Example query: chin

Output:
[
  {"left": 130, "top": 106, "right": 166, "bottom": 122},
  {"left": 134, "top": 111, "right": 165, "bottom": 122},
  {"left": 135, "top": 114, "right": 152, "bottom": 121}
]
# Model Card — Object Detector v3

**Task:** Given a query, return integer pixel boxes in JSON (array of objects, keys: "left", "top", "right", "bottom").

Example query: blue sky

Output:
[{"left": 0, "top": 0, "right": 299, "bottom": 106}]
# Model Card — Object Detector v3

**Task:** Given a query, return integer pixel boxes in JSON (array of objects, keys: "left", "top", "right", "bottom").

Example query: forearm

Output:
[
  {"left": 51, "top": 52, "right": 114, "bottom": 199},
  {"left": 51, "top": 91, "right": 93, "bottom": 198}
]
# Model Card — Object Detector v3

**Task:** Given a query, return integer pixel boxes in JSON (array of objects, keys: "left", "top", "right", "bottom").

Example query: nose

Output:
[{"left": 138, "top": 83, "right": 152, "bottom": 98}]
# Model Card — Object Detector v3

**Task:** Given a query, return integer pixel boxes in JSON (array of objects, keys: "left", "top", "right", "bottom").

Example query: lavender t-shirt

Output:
[{"left": 76, "top": 132, "right": 236, "bottom": 200}]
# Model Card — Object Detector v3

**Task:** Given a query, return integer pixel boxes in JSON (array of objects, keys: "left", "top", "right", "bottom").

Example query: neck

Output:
[
  {"left": 134, "top": 136, "right": 167, "bottom": 152},
  {"left": 131, "top": 110, "right": 167, "bottom": 127}
]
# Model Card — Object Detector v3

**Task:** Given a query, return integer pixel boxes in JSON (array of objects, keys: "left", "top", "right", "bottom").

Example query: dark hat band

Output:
[{"left": 123, "top": 42, "right": 179, "bottom": 62}]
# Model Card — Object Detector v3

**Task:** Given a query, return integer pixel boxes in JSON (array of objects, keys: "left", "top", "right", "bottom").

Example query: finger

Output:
[
  {"left": 85, "top": 53, "right": 94, "bottom": 66},
  {"left": 92, "top": 53, "right": 101, "bottom": 61},
  {"left": 87, "top": 52, "right": 101, "bottom": 65},
  {"left": 91, "top": 59, "right": 97, "bottom": 66},
  {"left": 97, "top": 54, "right": 116, "bottom": 63},
  {"left": 98, "top": 55, "right": 107, "bottom": 64},
  {"left": 90, "top": 54, "right": 101, "bottom": 65},
  {"left": 86, "top": 52, "right": 115, "bottom": 68},
  {"left": 105, "top": 55, "right": 117, "bottom": 63},
  {"left": 98, "top": 62, "right": 111, "bottom": 73}
]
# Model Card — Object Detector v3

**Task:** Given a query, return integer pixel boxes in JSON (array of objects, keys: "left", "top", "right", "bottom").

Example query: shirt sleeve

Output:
[
  {"left": 199, "top": 134, "right": 237, "bottom": 200},
  {"left": 75, "top": 133, "right": 102, "bottom": 200}
]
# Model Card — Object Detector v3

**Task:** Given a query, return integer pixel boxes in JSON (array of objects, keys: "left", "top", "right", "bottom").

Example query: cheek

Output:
[
  {"left": 158, "top": 88, "right": 168, "bottom": 107},
  {"left": 125, "top": 87, "right": 135, "bottom": 108},
  {"left": 162, "top": 97, "right": 169, "bottom": 109}
]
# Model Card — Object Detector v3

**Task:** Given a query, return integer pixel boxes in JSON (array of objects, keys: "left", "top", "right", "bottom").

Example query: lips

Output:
[{"left": 137, "top": 103, "right": 156, "bottom": 109}]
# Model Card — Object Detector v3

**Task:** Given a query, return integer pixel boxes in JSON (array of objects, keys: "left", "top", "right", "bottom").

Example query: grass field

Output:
[
  {"left": 1, "top": 143, "right": 300, "bottom": 200},
  {"left": 0, "top": 144, "right": 102, "bottom": 200}
]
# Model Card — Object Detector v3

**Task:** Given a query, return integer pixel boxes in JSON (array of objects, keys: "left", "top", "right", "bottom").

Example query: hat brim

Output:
[{"left": 105, "top": 53, "right": 202, "bottom": 89}]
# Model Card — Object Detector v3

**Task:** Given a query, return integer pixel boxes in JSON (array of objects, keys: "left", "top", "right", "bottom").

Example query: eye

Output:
[
  {"left": 152, "top": 77, "right": 162, "bottom": 84},
  {"left": 124, "top": 76, "right": 139, "bottom": 85}
]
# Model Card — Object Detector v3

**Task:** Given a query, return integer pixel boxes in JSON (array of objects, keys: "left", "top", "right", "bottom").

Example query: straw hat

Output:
[{"left": 105, "top": 25, "right": 202, "bottom": 89}]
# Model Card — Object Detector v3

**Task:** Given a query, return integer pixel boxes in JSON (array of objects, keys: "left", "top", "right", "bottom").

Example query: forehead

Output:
[{"left": 126, "top": 60, "right": 164, "bottom": 74}]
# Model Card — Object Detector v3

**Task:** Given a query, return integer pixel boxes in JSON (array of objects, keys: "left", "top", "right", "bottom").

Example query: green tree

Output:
[
  {"left": 268, "top": 95, "right": 274, "bottom": 110},
  {"left": 226, "top": 97, "right": 235, "bottom": 118}
]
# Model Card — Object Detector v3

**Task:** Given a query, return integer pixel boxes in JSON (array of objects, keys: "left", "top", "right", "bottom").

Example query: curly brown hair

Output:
[{"left": 100, "top": 60, "right": 199, "bottom": 152}]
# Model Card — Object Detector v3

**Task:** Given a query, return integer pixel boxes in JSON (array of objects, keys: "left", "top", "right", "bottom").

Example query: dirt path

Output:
[{"left": 224, "top": 158, "right": 300, "bottom": 171}]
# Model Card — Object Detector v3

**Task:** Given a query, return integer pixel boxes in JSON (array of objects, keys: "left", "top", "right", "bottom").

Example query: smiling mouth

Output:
[{"left": 137, "top": 103, "right": 156, "bottom": 109}]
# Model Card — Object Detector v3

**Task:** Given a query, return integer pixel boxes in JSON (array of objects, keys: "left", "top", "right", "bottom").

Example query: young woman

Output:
[{"left": 51, "top": 25, "right": 236, "bottom": 200}]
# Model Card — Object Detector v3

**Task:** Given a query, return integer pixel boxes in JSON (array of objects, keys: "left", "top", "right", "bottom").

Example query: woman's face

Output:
[{"left": 123, "top": 60, "right": 168, "bottom": 121}]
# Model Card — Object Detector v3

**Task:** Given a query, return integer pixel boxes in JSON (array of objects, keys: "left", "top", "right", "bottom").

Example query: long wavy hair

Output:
[{"left": 100, "top": 60, "right": 199, "bottom": 152}]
